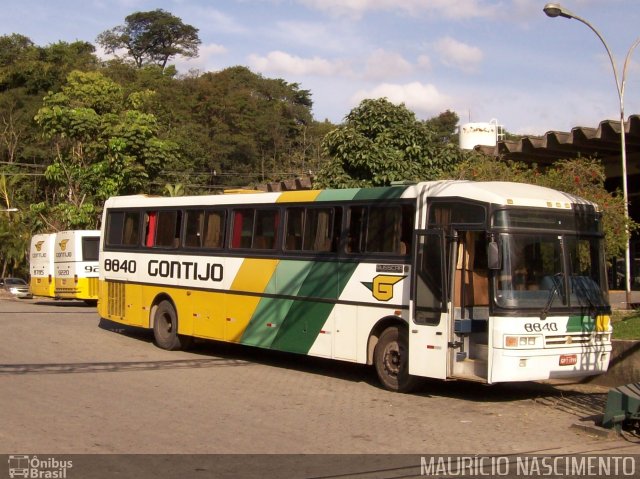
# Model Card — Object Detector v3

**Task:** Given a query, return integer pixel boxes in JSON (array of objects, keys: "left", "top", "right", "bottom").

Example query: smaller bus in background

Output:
[
  {"left": 54, "top": 230, "right": 100, "bottom": 304},
  {"left": 29, "top": 233, "right": 57, "bottom": 298}
]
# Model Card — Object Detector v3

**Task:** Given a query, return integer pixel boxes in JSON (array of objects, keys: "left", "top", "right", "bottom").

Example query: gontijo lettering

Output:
[{"left": 148, "top": 259, "right": 223, "bottom": 281}]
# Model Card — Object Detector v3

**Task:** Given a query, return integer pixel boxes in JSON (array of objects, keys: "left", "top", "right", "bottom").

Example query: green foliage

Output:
[
  {"left": 315, "top": 99, "right": 463, "bottom": 188},
  {"left": 97, "top": 9, "right": 201, "bottom": 70},
  {"left": 446, "top": 154, "right": 637, "bottom": 260},
  {"left": 34, "top": 70, "right": 178, "bottom": 228}
]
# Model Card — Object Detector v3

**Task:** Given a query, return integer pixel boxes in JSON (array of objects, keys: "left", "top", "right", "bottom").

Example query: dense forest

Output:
[{"left": 0, "top": 10, "right": 631, "bottom": 277}]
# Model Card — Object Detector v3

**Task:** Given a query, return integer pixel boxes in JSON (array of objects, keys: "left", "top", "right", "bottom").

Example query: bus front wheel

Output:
[
  {"left": 374, "top": 326, "right": 420, "bottom": 393},
  {"left": 153, "top": 300, "right": 192, "bottom": 351}
]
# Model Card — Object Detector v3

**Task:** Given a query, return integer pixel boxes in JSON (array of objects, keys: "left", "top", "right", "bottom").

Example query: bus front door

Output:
[{"left": 409, "top": 230, "right": 450, "bottom": 379}]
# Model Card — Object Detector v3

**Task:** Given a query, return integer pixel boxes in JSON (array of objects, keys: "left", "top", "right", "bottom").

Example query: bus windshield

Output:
[{"left": 494, "top": 233, "right": 608, "bottom": 312}]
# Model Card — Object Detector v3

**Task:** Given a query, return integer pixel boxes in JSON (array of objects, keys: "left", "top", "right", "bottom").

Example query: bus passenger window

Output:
[
  {"left": 154, "top": 211, "right": 182, "bottom": 248},
  {"left": 106, "top": 211, "right": 140, "bottom": 246},
  {"left": 366, "top": 205, "right": 413, "bottom": 254},
  {"left": 184, "top": 210, "right": 204, "bottom": 248},
  {"left": 232, "top": 209, "right": 254, "bottom": 249},
  {"left": 304, "top": 208, "right": 334, "bottom": 252},
  {"left": 254, "top": 209, "right": 279, "bottom": 250},
  {"left": 285, "top": 208, "right": 304, "bottom": 251},
  {"left": 203, "top": 210, "right": 225, "bottom": 248},
  {"left": 347, "top": 206, "right": 366, "bottom": 253}
]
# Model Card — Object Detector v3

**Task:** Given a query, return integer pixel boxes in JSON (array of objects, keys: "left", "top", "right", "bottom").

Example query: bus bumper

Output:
[{"left": 489, "top": 346, "right": 612, "bottom": 383}]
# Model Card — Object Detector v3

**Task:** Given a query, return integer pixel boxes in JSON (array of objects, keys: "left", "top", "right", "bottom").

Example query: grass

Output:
[{"left": 611, "top": 310, "right": 640, "bottom": 340}]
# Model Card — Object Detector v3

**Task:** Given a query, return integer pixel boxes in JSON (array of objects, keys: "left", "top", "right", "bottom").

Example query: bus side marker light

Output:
[{"left": 519, "top": 359, "right": 527, "bottom": 367}]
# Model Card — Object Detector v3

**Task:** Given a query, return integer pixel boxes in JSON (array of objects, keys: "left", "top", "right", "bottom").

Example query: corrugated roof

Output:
[{"left": 476, "top": 114, "right": 640, "bottom": 166}]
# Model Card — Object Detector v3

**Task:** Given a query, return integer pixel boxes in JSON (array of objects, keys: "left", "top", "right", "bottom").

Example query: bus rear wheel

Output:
[
  {"left": 153, "top": 300, "right": 192, "bottom": 351},
  {"left": 374, "top": 326, "right": 420, "bottom": 393}
]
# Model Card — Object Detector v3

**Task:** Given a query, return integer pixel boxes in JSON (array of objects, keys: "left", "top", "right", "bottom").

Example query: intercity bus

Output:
[
  {"left": 29, "top": 233, "right": 56, "bottom": 298},
  {"left": 54, "top": 230, "right": 100, "bottom": 304},
  {"left": 98, "top": 181, "right": 612, "bottom": 391}
]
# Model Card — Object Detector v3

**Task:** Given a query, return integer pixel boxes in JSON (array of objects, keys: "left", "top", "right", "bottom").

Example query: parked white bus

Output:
[
  {"left": 98, "top": 181, "right": 612, "bottom": 391},
  {"left": 54, "top": 230, "right": 100, "bottom": 303},
  {"left": 29, "top": 233, "right": 56, "bottom": 298}
]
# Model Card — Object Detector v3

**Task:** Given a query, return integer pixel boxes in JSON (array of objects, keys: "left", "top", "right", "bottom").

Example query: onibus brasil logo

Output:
[
  {"left": 8, "top": 455, "right": 72, "bottom": 478},
  {"left": 362, "top": 274, "right": 406, "bottom": 301}
]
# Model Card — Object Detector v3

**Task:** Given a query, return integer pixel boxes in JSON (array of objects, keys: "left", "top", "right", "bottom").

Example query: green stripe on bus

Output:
[
  {"left": 353, "top": 186, "right": 407, "bottom": 200},
  {"left": 566, "top": 315, "right": 595, "bottom": 332},
  {"left": 240, "top": 260, "right": 313, "bottom": 347},
  {"left": 315, "top": 188, "right": 360, "bottom": 202},
  {"left": 271, "top": 261, "right": 358, "bottom": 354}
]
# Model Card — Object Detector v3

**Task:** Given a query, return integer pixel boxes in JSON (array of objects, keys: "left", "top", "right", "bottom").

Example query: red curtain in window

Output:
[
  {"left": 232, "top": 210, "right": 244, "bottom": 248},
  {"left": 146, "top": 212, "right": 157, "bottom": 247}
]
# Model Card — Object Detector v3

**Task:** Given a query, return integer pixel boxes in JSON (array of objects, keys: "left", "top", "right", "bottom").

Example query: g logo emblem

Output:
[{"left": 363, "top": 275, "right": 406, "bottom": 301}]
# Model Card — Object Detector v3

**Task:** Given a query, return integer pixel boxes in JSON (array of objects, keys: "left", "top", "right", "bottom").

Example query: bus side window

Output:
[
  {"left": 184, "top": 210, "right": 204, "bottom": 248},
  {"left": 366, "top": 205, "right": 413, "bottom": 254},
  {"left": 304, "top": 208, "right": 334, "bottom": 252},
  {"left": 347, "top": 206, "right": 366, "bottom": 254},
  {"left": 106, "top": 212, "right": 124, "bottom": 246},
  {"left": 285, "top": 207, "right": 304, "bottom": 251},
  {"left": 232, "top": 209, "right": 254, "bottom": 249},
  {"left": 123, "top": 212, "right": 140, "bottom": 246},
  {"left": 106, "top": 211, "right": 140, "bottom": 246},
  {"left": 253, "top": 209, "right": 279, "bottom": 250},
  {"left": 154, "top": 210, "right": 182, "bottom": 248},
  {"left": 203, "top": 210, "right": 225, "bottom": 248}
]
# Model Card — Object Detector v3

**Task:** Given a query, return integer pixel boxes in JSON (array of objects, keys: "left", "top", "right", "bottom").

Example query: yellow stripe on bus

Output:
[
  {"left": 226, "top": 258, "right": 279, "bottom": 341},
  {"left": 276, "top": 190, "right": 321, "bottom": 203}
]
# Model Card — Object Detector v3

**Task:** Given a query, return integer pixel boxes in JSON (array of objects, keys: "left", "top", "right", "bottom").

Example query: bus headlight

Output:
[{"left": 504, "top": 335, "right": 542, "bottom": 348}]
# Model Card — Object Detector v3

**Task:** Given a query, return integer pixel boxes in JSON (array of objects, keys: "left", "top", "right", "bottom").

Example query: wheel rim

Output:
[
  {"left": 382, "top": 341, "right": 402, "bottom": 378},
  {"left": 158, "top": 311, "right": 173, "bottom": 340}
]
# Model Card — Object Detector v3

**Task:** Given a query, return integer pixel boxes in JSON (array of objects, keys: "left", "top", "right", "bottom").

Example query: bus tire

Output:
[
  {"left": 153, "top": 300, "right": 192, "bottom": 351},
  {"left": 374, "top": 325, "right": 420, "bottom": 393}
]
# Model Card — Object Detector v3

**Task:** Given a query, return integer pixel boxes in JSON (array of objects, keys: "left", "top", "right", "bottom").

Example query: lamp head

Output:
[{"left": 543, "top": 3, "right": 573, "bottom": 19}]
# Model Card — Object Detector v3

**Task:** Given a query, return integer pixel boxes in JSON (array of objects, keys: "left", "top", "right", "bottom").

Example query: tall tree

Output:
[
  {"left": 315, "top": 99, "right": 462, "bottom": 188},
  {"left": 97, "top": 9, "right": 201, "bottom": 70},
  {"left": 34, "top": 70, "right": 179, "bottom": 229}
]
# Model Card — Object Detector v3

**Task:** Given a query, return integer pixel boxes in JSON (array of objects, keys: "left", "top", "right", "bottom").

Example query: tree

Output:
[
  {"left": 34, "top": 70, "right": 179, "bottom": 229},
  {"left": 315, "top": 99, "right": 463, "bottom": 188},
  {"left": 0, "top": 174, "right": 29, "bottom": 277},
  {"left": 97, "top": 9, "right": 201, "bottom": 70}
]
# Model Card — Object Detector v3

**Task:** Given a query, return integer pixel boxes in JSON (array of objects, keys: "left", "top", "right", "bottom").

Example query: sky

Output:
[{"left": 1, "top": 0, "right": 639, "bottom": 136}]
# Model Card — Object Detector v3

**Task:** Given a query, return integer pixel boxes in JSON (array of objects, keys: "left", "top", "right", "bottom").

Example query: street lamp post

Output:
[{"left": 544, "top": 3, "right": 640, "bottom": 308}]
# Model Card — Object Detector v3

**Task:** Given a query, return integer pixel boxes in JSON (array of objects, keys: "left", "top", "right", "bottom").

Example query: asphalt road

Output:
[{"left": 0, "top": 296, "right": 638, "bottom": 477}]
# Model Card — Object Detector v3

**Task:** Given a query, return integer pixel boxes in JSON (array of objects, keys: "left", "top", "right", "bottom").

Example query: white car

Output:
[{"left": 2, "top": 278, "right": 33, "bottom": 299}]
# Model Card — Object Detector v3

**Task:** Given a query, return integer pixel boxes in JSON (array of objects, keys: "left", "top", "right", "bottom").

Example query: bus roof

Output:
[{"left": 103, "top": 180, "right": 595, "bottom": 210}]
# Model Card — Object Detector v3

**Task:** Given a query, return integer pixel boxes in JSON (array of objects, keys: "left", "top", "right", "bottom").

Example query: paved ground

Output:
[{"left": 0, "top": 296, "right": 638, "bottom": 476}]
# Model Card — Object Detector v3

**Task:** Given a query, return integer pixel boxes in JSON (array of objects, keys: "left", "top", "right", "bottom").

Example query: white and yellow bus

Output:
[
  {"left": 54, "top": 230, "right": 100, "bottom": 303},
  {"left": 29, "top": 233, "right": 57, "bottom": 298},
  {"left": 98, "top": 181, "right": 612, "bottom": 391}
]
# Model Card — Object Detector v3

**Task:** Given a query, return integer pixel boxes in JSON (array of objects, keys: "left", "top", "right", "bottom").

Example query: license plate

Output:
[{"left": 559, "top": 354, "right": 577, "bottom": 366}]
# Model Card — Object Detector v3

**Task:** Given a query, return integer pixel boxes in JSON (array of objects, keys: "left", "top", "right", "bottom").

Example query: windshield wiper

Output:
[{"left": 540, "top": 273, "right": 563, "bottom": 320}]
